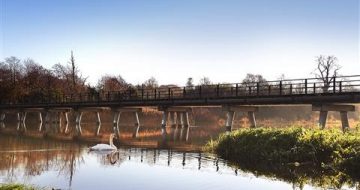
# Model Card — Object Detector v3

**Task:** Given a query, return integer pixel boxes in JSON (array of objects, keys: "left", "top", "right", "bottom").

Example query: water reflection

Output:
[
  {"left": 0, "top": 135, "right": 84, "bottom": 188},
  {"left": 0, "top": 133, "right": 359, "bottom": 189}
]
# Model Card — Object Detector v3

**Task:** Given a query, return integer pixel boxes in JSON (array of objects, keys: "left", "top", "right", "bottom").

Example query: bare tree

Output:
[
  {"left": 70, "top": 51, "right": 76, "bottom": 90},
  {"left": 199, "top": 77, "right": 212, "bottom": 86},
  {"left": 143, "top": 77, "right": 158, "bottom": 89},
  {"left": 52, "top": 51, "right": 87, "bottom": 93},
  {"left": 313, "top": 55, "right": 341, "bottom": 92},
  {"left": 97, "top": 74, "right": 128, "bottom": 91},
  {"left": 242, "top": 73, "right": 267, "bottom": 84}
]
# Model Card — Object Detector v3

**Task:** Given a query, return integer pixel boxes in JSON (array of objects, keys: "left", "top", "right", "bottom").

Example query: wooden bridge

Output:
[{"left": 0, "top": 75, "right": 360, "bottom": 139}]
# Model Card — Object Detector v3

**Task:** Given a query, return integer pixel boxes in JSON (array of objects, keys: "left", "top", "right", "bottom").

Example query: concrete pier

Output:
[
  {"left": 75, "top": 111, "right": 83, "bottom": 135},
  {"left": 318, "top": 111, "right": 328, "bottom": 129},
  {"left": 312, "top": 104, "right": 355, "bottom": 131},
  {"left": 112, "top": 111, "right": 121, "bottom": 138},
  {"left": 159, "top": 107, "right": 192, "bottom": 140},
  {"left": 64, "top": 112, "right": 69, "bottom": 133},
  {"left": 133, "top": 112, "right": 141, "bottom": 138},
  {"left": 160, "top": 111, "right": 168, "bottom": 136},
  {"left": 222, "top": 106, "right": 259, "bottom": 132},
  {"left": 340, "top": 111, "right": 350, "bottom": 131},
  {"left": 225, "top": 111, "right": 235, "bottom": 133},
  {"left": 111, "top": 108, "right": 142, "bottom": 139},
  {"left": 0, "top": 113, "right": 5, "bottom": 122}
]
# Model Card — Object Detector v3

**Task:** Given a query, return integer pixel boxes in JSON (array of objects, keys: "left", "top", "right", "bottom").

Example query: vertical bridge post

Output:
[
  {"left": 0, "top": 112, "right": 5, "bottom": 123},
  {"left": 312, "top": 104, "right": 355, "bottom": 132},
  {"left": 222, "top": 106, "right": 259, "bottom": 133},
  {"left": 75, "top": 107, "right": 109, "bottom": 136},
  {"left": 75, "top": 110, "right": 83, "bottom": 136},
  {"left": 111, "top": 108, "right": 143, "bottom": 139},
  {"left": 0, "top": 112, "right": 5, "bottom": 129},
  {"left": 158, "top": 107, "right": 192, "bottom": 141},
  {"left": 133, "top": 111, "right": 141, "bottom": 138}
]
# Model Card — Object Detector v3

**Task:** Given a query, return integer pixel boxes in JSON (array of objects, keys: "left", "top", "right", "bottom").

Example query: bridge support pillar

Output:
[
  {"left": 75, "top": 111, "right": 83, "bottom": 136},
  {"left": 0, "top": 113, "right": 5, "bottom": 123},
  {"left": 95, "top": 112, "right": 101, "bottom": 136},
  {"left": 160, "top": 111, "right": 168, "bottom": 137},
  {"left": 184, "top": 112, "right": 190, "bottom": 141},
  {"left": 22, "top": 112, "right": 27, "bottom": 131},
  {"left": 340, "top": 111, "right": 350, "bottom": 132},
  {"left": 312, "top": 104, "right": 355, "bottom": 132},
  {"left": 173, "top": 112, "right": 181, "bottom": 141},
  {"left": 248, "top": 111, "right": 257, "bottom": 128},
  {"left": 64, "top": 112, "right": 69, "bottom": 134},
  {"left": 16, "top": 112, "right": 21, "bottom": 131},
  {"left": 222, "top": 106, "right": 259, "bottom": 132},
  {"left": 159, "top": 107, "right": 192, "bottom": 141},
  {"left": 112, "top": 111, "right": 121, "bottom": 139},
  {"left": 0, "top": 112, "right": 5, "bottom": 129},
  {"left": 179, "top": 111, "right": 190, "bottom": 141},
  {"left": 111, "top": 108, "right": 142, "bottom": 139},
  {"left": 16, "top": 112, "right": 27, "bottom": 132},
  {"left": 318, "top": 111, "right": 328, "bottom": 129},
  {"left": 133, "top": 112, "right": 141, "bottom": 138},
  {"left": 225, "top": 111, "right": 235, "bottom": 133},
  {"left": 38, "top": 112, "right": 43, "bottom": 124}
]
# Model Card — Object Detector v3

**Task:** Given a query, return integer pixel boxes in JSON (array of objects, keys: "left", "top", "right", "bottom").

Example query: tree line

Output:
[{"left": 0, "top": 52, "right": 340, "bottom": 103}]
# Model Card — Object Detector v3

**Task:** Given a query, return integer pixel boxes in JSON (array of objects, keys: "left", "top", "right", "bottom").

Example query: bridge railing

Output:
[{"left": 1, "top": 75, "right": 360, "bottom": 105}]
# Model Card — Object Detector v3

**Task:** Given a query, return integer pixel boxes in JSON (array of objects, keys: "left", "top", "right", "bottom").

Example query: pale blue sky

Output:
[{"left": 1, "top": 0, "right": 359, "bottom": 85}]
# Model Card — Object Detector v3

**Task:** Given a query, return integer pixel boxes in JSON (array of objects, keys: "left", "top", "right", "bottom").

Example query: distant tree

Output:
[
  {"left": 313, "top": 55, "right": 341, "bottom": 92},
  {"left": 52, "top": 51, "right": 87, "bottom": 93},
  {"left": 5, "top": 56, "right": 22, "bottom": 86},
  {"left": 70, "top": 51, "right": 76, "bottom": 90},
  {"left": 143, "top": 77, "right": 158, "bottom": 89},
  {"left": 199, "top": 77, "right": 212, "bottom": 86},
  {"left": 97, "top": 74, "right": 128, "bottom": 91},
  {"left": 186, "top": 77, "right": 194, "bottom": 87},
  {"left": 240, "top": 74, "right": 268, "bottom": 95},
  {"left": 242, "top": 73, "right": 267, "bottom": 84},
  {"left": 23, "top": 59, "right": 48, "bottom": 93},
  {"left": 3, "top": 57, "right": 25, "bottom": 102}
]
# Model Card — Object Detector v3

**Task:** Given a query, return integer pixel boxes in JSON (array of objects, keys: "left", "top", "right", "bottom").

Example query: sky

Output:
[{"left": 0, "top": 0, "right": 359, "bottom": 86}]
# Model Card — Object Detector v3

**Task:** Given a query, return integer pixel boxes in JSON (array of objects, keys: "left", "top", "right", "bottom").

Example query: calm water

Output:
[{"left": 0, "top": 123, "right": 358, "bottom": 189}]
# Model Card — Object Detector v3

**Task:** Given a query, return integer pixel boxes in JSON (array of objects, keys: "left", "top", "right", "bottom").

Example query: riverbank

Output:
[
  {"left": 0, "top": 183, "right": 46, "bottom": 190},
  {"left": 204, "top": 127, "right": 360, "bottom": 177}
]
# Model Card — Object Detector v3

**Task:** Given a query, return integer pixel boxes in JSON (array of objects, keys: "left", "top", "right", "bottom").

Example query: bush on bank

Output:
[
  {"left": 204, "top": 127, "right": 360, "bottom": 173},
  {"left": 0, "top": 184, "right": 37, "bottom": 190},
  {"left": 0, "top": 183, "right": 50, "bottom": 190}
]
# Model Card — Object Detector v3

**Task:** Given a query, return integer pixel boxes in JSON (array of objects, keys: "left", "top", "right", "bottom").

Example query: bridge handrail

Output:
[{"left": 1, "top": 75, "right": 360, "bottom": 105}]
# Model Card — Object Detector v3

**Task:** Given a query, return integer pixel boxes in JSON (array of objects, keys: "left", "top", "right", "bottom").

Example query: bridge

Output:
[{"left": 0, "top": 75, "right": 360, "bottom": 139}]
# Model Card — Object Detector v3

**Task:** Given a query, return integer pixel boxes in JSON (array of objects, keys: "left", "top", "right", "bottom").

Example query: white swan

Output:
[{"left": 89, "top": 134, "right": 117, "bottom": 151}]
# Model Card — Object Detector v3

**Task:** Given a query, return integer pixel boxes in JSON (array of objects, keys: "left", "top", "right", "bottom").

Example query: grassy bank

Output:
[
  {"left": 0, "top": 184, "right": 41, "bottom": 190},
  {"left": 205, "top": 127, "right": 360, "bottom": 177}
]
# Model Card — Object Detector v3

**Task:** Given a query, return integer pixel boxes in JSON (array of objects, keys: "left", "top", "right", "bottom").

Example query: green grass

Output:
[
  {"left": 204, "top": 127, "right": 360, "bottom": 188},
  {"left": 204, "top": 127, "right": 360, "bottom": 176},
  {"left": 0, "top": 184, "right": 33, "bottom": 190},
  {"left": 0, "top": 184, "right": 44, "bottom": 190}
]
